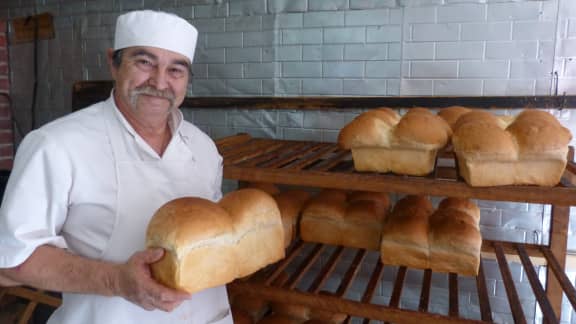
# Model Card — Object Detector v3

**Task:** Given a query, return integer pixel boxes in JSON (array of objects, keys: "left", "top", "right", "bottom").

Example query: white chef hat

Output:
[{"left": 114, "top": 10, "right": 198, "bottom": 63}]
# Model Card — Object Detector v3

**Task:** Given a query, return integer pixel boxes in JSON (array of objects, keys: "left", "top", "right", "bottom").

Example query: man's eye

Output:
[{"left": 169, "top": 67, "right": 186, "bottom": 78}]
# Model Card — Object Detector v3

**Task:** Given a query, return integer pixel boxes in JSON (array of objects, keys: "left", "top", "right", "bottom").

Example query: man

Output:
[{"left": 0, "top": 10, "right": 231, "bottom": 324}]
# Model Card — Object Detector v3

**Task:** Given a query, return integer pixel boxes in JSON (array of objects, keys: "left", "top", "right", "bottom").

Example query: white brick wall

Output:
[{"left": 3, "top": 0, "right": 576, "bottom": 322}]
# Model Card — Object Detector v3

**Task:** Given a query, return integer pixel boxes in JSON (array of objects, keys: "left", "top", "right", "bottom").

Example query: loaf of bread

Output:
[
  {"left": 380, "top": 195, "right": 434, "bottom": 270},
  {"left": 230, "top": 293, "right": 270, "bottom": 322},
  {"left": 380, "top": 196, "right": 482, "bottom": 275},
  {"left": 232, "top": 307, "right": 255, "bottom": 324},
  {"left": 437, "top": 106, "right": 471, "bottom": 131},
  {"left": 274, "top": 190, "right": 311, "bottom": 248},
  {"left": 338, "top": 107, "right": 452, "bottom": 176},
  {"left": 271, "top": 291, "right": 346, "bottom": 324},
  {"left": 300, "top": 190, "right": 389, "bottom": 250},
  {"left": 428, "top": 198, "right": 481, "bottom": 276},
  {"left": 146, "top": 188, "right": 284, "bottom": 293},
  {"left": 452, "top": 109, "right": 572, "bottom": 186}
]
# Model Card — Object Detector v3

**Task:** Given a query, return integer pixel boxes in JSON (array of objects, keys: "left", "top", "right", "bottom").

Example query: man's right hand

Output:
[{"left": 113, "top": 248, "right": 192, "bottom": 312}]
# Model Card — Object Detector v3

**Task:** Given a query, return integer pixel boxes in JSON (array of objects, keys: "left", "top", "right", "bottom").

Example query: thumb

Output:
[{"left": 140, "top": 247, "right": 165, "bottom": 264}]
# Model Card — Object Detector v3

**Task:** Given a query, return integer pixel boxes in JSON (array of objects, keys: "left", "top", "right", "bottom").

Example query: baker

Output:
[{"left": 0, "top": 10, "right": 231, "bottom": 324}]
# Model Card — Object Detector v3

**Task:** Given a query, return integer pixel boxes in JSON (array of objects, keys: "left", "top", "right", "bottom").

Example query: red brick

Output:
[
  {"left": 0, "top": 120, "right": 12, "bottom": 129},
  {"left": 0, "top": 145, "right": 13, "bottom": 156},
  {"left": 0, "top": 78, "right": 9, "bottom": 91},
  {"left": 0, "top": 131, "right": 12, "bottom": 144},
  {"left": 0, "top": 105, "right": 11, "bottom": 119},
  {"left": 0, "top": 21, "right": 6, "bottom": 33},
  {"left": 0, "top": 50, "right": 7, "bottom": 62},
  {"left": 0, "top": 64, "right": 7, "bottom": 75},
  {"left": 0, "top": 159, "right": 13, "bottom": 170},
  {"left": 0, "top": 35, "right": 5, "bottom": 47}
]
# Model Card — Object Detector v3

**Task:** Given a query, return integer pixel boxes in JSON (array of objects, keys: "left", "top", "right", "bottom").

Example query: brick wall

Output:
[{"left": 0, "top": 20, "right": 12, "bottom": 170}]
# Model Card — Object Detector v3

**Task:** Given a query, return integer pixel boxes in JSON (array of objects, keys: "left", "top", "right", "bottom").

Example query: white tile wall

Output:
[{"left": 4, "top": 0, "right": 576, "bottom": 322}]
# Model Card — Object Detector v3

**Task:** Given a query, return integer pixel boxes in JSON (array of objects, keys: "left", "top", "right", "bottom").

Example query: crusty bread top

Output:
[
  {"left": 452, "top": 109, "right": 572, "bottom": 158},
  {"left": 393, "top": 108, "right": 452, "bottom": 147},
  {"left": 338, "top": 107, "right": 451, "bottom": 151},
  {"left": 437, "top": 106, "right": 472, "bottom": 130},
  {"left": 146, "top": 197, "right": 234, "bottom": 254},
  {"left": 506, "top": 110, "right": 572, "bottom": 154},
  {"left": 219, "top": 188, "right": 282, "bottom": 234},
  {"left": 301, "top": 189, "right": 348, "bottom": 221},
  {"left": 437, "top": 197, "right": 480, "bottom": 225},
  {"left": 338, "top": 108, "right": 400, "bottom": 149},
  {"left": 146, "top": 189, "right": 282, "bottom": 257},
  {"left": 302, "top": 189, "right": 389, "bottom": 223},
  {"left": 381, "top": 195, "right": 433, "bottom": 247}
]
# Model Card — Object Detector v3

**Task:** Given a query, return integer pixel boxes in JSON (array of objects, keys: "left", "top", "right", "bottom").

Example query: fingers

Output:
[
  {"left": 144, "top": 288, "right": 189, "bottom": 312},
  {"left": 137, "top": 247, "right": 165, "bottom": 264}
]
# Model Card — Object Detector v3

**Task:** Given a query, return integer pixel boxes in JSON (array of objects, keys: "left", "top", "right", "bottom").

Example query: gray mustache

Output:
[{"left": 131, "top": 87, "right": 176, "bottom": 106}]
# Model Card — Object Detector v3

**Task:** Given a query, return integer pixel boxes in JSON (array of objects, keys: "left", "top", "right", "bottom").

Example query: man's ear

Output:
[{"left": 106, "top": 48, "right": 117, "bottom": 79}]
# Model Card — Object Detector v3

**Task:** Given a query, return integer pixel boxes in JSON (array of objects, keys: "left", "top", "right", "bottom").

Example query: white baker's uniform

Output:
[{"left": 0, "top": 94, "right": 232, "bottom": 324}]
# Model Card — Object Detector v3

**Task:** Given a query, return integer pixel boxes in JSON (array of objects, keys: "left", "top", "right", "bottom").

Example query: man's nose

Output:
[{"left": 148, "top": 68, "right": 169, "bottom": 90}]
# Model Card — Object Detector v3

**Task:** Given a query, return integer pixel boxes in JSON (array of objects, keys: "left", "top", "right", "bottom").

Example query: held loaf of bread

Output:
[
  {"left": 452, "top": 109, "right": 572, "bottom": 186},
  {"left": 300, "top": 189, "right": 389, "bottom": 250},
  {"left": 146, "top": 188, "right": 285, "bottom": 294},
  {"left": 380, "top": 196, "right": 482, "bottom": 275},
  {"left": 338, "top": 107, "right": 452, "bottom": 176}
]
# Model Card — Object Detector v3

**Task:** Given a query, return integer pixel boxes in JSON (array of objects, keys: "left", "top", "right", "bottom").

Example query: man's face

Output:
[{"left": 109, "top": 46, "right": 190, "bottom": 121}]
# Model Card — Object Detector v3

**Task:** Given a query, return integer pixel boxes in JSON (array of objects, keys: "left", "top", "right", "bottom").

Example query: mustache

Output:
[{"left": 130, "top": 86, "right": 176, "bottom": 107}]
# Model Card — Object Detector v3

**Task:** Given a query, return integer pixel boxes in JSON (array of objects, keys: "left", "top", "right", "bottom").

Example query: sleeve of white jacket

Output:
[{"left": 0, "top": 129, "right": 70, "bottom": 268}]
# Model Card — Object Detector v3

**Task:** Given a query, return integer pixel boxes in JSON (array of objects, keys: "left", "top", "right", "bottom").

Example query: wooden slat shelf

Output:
[
  {"left": 218, "top": 133, "right": 576, "bottom": 323},
  {"left": 229, "top": 240, "right": 576, "bottom": 324},
  {"left": 216, "top": 134, "right": 576, "bottom": 206}
]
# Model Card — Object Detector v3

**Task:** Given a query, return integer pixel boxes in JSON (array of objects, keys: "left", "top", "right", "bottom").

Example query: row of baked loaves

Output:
[
  {"left": 299, "top": 188, "right": 482, "bottom": 276},
  {"left": 338, "top": 106, "right": 572, "bottom": 187},
  {"left": 250, "top": 182, "right": 482, "bottom": 276}
]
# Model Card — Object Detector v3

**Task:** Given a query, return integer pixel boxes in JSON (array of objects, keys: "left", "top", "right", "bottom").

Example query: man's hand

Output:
[{"left": 114, "top": 248, "right": 191, "bottom": 312}]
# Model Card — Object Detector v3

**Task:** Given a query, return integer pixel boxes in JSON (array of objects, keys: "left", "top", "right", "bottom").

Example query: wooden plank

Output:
[
  {"left": 259, "top": 142, "right": 322, "bottom": 169},
  {"left": 541, "top": 248, "right": 576, "bottom": 311},
  {"left": 361, "top": 262, "right": 384, "bottom": 324},
  {"left": 335, "top": 250, "right": 367, "bottom": 297},
  {"left": 493, "top": 243, "right": 527, "bottom": 324},
  {"left": 475, "top": 261, "right": 493, "bottom": 322},
  {"left": 418, "top": 269, "right": 432, "bottom": 312},
  {"left": 214, "top": 133, "right": 251, "bottom": 150},
  {"left": 284, "top": 144, "right": 341, "bottom": 171},
  {"left": 230, "top": 282, "right": 488, "bottom": 324},
  {"left": 308, "top": 246, "right": 344, "bottom": 293},
  {"left": 284, "top": 244, "right": 325, "bottom": 289},
  {"left": 308, "top": 150, "right": 351, "bottom": 172},
  {"left": 449, "top": 273, "right": 459, "bottom": 317},
  {"left": 236, "top": 142, "right": 295, "bottom": 167},
  {"left": 515, "top": 245, "right": 558, "bottom": 324},
  {"left": 223, "top": 139, "right": 283, "bottom": 164},
  {"left": 5, "top": 287, "right": 61, "bottom": 307},
  {"left": 266, "top": 240, "right": 306, "bottom": 286},
  {"left": 388, "top": 266, "right": 407, "bottom": 308},
  {"left": 223, "top": 166, "right": 576, "bottom": 205},
  {"left": 547, "top": 205, "right": 570, "bottom": 319}
]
